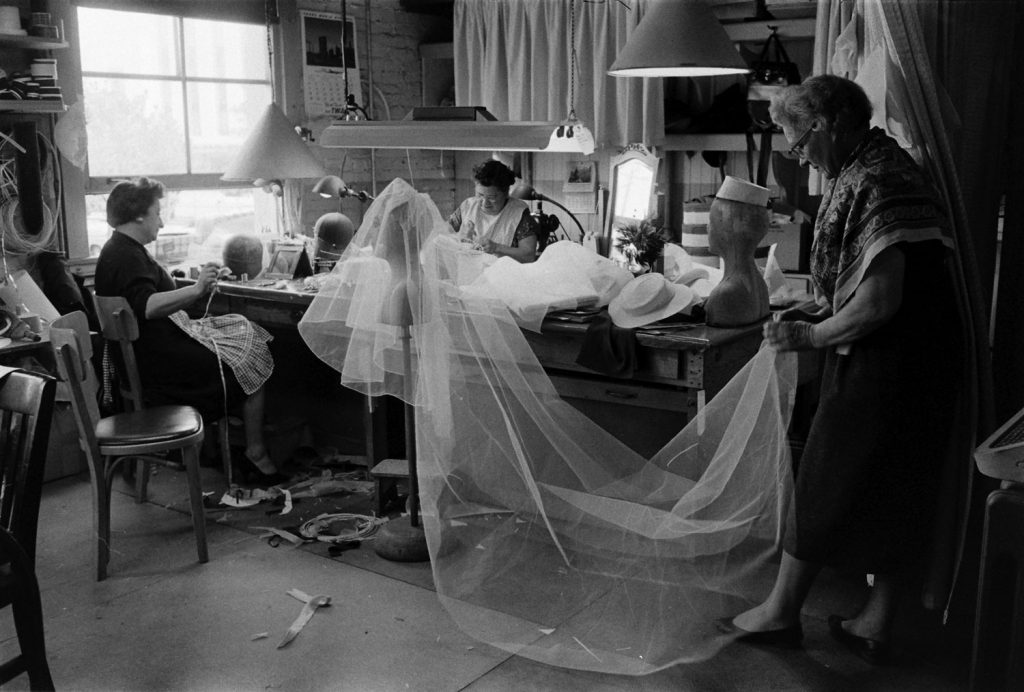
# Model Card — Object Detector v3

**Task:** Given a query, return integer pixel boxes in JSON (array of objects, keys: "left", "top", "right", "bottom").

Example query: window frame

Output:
[{"left": 77, "top": 6, "right": 276, "bottom": 195}]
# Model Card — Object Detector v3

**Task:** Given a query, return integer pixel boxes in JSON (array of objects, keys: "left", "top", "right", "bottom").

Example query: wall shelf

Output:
[
  {"left": 722, "top": 17, "right": 815, "bottom": 42},
  {"left": 0, "top": 34, "right": 67, "bottom": 50},
  {"left": 0, "top": 100, "right": 65, "bottom": 113},
  {"left": 662, "top": 132, "right": 788, "bottom": 151}
]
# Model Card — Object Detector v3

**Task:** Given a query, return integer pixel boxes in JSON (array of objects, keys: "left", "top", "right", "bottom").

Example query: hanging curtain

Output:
[
  {"left": 454, "top": 0, "right": 664, "bottom": 149},
  {"left": 813, "top": 0, "right": 1002, "bottom": 615}
]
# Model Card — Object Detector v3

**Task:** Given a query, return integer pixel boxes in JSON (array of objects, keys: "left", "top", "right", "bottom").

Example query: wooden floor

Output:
[{"left": 0, "top": 468, "right": 977, "bottom": 691}]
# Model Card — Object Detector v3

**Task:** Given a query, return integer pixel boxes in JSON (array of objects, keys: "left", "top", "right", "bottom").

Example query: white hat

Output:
[
  {"left": 716, "top": 175, "right": 770, "bottom": 207},
  {"left": 608, "top": 273, "right": 696, "bottom": 329}
]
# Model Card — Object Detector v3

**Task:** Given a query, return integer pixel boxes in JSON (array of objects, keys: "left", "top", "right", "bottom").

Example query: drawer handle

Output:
[{"left": 604, "top": 389, "right": 638, "bottom": 400}]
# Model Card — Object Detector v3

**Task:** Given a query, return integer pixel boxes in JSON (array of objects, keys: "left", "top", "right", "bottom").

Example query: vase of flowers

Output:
[{"left": 614, "top": 219, "right": 669, "bottom": 276}]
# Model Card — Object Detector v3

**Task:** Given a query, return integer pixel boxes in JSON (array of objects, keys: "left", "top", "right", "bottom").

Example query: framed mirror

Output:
[{"left": 604, "top": 144, "right": 660, "bottom": 260}]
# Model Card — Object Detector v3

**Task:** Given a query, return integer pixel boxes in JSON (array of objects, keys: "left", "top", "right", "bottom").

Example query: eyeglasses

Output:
[{"left": 787, "top": 125, "right": 815, "bottom": 158}]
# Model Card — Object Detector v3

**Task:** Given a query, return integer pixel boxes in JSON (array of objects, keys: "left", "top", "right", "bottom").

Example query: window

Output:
[{"left": 77, "top": 6, "right": 274, "bottom": 261}]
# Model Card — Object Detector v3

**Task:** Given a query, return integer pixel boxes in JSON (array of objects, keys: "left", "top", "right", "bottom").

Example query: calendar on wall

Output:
[{"left": 301, "top": 10, "right": 362, "bottom": 119}]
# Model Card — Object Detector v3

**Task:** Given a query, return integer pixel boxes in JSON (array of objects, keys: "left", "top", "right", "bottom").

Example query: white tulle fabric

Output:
[{"left": 299, "top": 179, "right": 798, "bottom": 675}]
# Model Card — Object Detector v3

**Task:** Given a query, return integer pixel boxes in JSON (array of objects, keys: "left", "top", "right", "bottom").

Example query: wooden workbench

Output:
[{"left": 185, "top": 278, "right": 771, "bottom": 458}]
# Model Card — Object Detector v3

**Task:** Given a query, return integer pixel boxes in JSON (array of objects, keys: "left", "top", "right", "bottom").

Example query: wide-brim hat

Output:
[
  {"left": 716, "top": 175, "right": 770, "bottom": 207},
  {"left": 608, "top": 272, "right": 696, "bottom": 329}
]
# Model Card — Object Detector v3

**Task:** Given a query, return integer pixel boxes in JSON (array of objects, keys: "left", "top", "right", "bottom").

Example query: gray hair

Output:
[{"left": 769, "top": 75, "right": 873, "bottom": 136}]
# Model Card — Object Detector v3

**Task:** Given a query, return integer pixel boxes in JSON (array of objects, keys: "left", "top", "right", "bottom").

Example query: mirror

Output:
[{"left": 604, "top": 144, "right": 660, "bottom": 260}]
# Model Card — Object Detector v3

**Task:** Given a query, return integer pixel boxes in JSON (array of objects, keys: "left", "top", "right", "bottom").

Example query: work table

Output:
[{"left": 180, "top": 277, "right": 773, "bottom": 457}]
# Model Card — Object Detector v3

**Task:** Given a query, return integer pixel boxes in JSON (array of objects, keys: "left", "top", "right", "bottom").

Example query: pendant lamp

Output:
[
  {"left": 221, "top": 103, "right": 326, "bottom": 234},
  {"left": 608, "top": 0, "right": 750, "bottom": 77},
  {"left": 222, "top": 103, "right": 326, "bottom": 187}
]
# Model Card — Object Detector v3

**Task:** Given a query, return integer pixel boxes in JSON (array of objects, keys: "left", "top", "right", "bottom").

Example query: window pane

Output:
[
  {"left": 83, "top": 77, "right": 187, "bottom": 176},
  {"left": 87, "top": 188, "right": 267, "bottom": 263},
  {"left": 78, "top": 7, "right": 178, "bottom": 76},
  {"left": 184, "top": 19, "right": 270, "bottom": 80},
  {"left": 187, "top": 82, "right": 273, "bottom": 173}
]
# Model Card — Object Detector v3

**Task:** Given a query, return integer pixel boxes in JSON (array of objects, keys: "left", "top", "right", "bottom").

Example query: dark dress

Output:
[
  {"left": 783, "top": 129, "right": 962, "bottom": 574},
  {"left": 94, "top": 232, "right": 245, "bottom": 421}
]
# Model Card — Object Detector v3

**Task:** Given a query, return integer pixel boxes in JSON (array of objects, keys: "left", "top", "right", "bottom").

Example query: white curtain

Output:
[
  {"left": 454, "top": 0, "right": 664, "bottom": 149},
  {"left": 813, "top": 0, "right": 995, "bottom": 616}
]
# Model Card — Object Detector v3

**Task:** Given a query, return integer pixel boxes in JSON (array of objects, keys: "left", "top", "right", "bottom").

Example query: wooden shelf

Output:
[
  {"left": 662, "top": 132, "right": 788, "bottom": 151},
  {"left": 722, "top": 17, "right": 815, "bottom": 42},
  {"left": 0, "top": 100, "right": 65, "bottom": 113},
  {"left": 0, "top": 33, "right": 67, "bottom": 50}
]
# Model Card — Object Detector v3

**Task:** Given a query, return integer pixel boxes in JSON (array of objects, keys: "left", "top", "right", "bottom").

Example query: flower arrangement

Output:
[{"left": 614, "top": 219, "right": 669, "bottom": 275}]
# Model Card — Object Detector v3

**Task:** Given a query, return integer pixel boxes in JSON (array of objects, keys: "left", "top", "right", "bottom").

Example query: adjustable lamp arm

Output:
[
  {"left": 509, "top": 182, "right": 586, "bottom": 244},
  {"left": 537, "top": 196, "right": 585, "bottom": 244}
]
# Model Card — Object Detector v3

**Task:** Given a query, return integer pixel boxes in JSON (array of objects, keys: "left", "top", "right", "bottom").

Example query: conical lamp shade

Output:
[
  {"left": 608, "top": 0, "right": 750, "bottom": 77},
  {"left": 222, "top": 103, "right": 326, "bottom": 181}
]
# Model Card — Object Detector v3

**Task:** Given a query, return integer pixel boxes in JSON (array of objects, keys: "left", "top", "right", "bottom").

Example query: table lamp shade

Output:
[{"left": 222, "top": 104, "right": 326, "bottom": 182}]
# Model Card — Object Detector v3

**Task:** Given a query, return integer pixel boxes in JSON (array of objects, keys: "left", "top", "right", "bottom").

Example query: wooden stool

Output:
[
  {"left": 971, "top": 486, "right": 1024, "bottom": 691},
  {"left": 370, "top": 458, "right": 409, "bottom": 515}
]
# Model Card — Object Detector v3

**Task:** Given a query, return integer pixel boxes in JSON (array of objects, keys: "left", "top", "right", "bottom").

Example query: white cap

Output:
[{"left": 715, "top": 175, "right": 770, "bottom": 207}]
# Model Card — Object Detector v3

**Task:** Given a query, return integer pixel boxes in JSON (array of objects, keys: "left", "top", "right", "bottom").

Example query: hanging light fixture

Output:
[
  {"left": 608, "top": 0, "right": 750, "bottom": 78},
  {"left": 320, "top": 1, "right": 594, "bottom": 155}
]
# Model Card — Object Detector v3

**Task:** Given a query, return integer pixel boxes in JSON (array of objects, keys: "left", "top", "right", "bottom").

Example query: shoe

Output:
[
  {"left": 716, "top": 616, "right": 804, "bottom": 649},
  {"left": 827, "top": 614, "right": 891, "bottom": 665},
  {"left": 240, "top": 452, "right": 291, "bottom": 488}
]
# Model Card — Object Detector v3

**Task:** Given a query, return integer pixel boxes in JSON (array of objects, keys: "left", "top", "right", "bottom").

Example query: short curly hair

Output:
[
  {"left": 769, "top": 75, "right": 873, "bottom": 137},
  {"left": 472, "top": 160, "right": 516, "bottom": 189},
  {"left": 106, "top": 177, "right": 165, "bottom": 227}
]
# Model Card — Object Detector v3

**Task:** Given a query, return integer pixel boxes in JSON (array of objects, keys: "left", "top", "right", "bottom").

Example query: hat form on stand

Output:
[
  {"left": 608, "top": 273, "right": 696, "bottom": 329},
  {"left": 716, "top": 175, "right": 770, "bottom": 207}
]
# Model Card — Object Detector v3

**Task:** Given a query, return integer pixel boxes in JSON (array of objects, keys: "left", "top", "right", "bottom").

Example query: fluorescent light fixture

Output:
[
  {"left": 608, "top": 0, "right": 750, "bottom": 78},
  {"left": 319, "top": 108, "right": 595, "bottom": 155}
]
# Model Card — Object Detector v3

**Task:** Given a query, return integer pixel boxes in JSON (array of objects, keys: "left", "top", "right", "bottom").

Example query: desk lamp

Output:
[{"left": 510, "top": 181, "right": 586, "bottom": 250}]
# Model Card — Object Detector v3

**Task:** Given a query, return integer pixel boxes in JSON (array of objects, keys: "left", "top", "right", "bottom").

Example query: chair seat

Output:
[{"left": 96, "top": 406, "right": 203, "bottom": 446}]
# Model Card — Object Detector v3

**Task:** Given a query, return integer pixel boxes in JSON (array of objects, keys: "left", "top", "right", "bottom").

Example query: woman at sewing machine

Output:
[
  {"left": 447, "top": 159, "right": 539, "bottom": 263},
  {"left": 94, "top": 177, "right": 287, "bottom": 486}
]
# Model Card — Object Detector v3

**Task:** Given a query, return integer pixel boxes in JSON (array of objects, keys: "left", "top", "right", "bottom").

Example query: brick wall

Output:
[{"left": 295, "top": 0, "right": 456, "bottom": 232}]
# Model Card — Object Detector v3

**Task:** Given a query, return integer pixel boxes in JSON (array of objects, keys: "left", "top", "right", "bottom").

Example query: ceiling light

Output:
[{"left": 608, "top": 0, "right": 750, "bottom": 78}]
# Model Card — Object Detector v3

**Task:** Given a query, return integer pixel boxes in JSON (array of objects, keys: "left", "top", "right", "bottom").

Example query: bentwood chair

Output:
[
  {"left": 49, "top": 312, "right": 209, "bottom": 581},
  {"left": 93, "top": 295, "right": 235, "bottom": 494},
  {"left": 0, "top": 365, "right": 56, "bottom": 689}
]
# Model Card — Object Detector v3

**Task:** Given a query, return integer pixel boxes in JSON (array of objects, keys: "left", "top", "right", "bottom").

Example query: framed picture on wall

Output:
[{"left": 563, "top": 161, "right": 597, "bottom": 194}]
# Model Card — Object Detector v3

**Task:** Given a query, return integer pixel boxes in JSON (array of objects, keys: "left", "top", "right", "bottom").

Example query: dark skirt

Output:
[
  {"left": 783, "top": 336, "right": 958, "bottom": 574},
  {"left": 136, "top": 325, "right": 247, "bottom": 422}
]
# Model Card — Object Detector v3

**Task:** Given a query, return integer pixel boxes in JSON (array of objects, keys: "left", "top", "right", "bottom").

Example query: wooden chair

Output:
[
  {"left": 93, "top": 295, "right": 235, "bottom": 494},
  {"left": 49, "top": 311, "right": 208, "bottom": 581},
  {"left": 0, "top": 365, "right": 56, "bottom": 689}
]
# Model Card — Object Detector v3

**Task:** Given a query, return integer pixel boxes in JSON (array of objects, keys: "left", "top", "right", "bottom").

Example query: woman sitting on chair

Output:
[
  {"left": 448, "top": 159, "right": 539, "bottom": 263},
  {"left": 94, "top": 177, "right": 287, "bottom": 485}
]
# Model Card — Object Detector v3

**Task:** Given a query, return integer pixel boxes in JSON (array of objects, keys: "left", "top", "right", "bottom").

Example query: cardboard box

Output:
[{"left": 763, "top": 221, "right": 807, "bottom": 272}]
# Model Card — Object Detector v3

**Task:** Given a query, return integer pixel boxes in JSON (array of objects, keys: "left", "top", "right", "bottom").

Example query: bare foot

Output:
[{"left": 732, "top": 604, "right": 799, "bottom": 632}]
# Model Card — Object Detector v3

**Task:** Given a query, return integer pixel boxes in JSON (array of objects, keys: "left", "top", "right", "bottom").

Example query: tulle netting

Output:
[{"left": 298, "top": 179, "right": 798, "bottom": 675}]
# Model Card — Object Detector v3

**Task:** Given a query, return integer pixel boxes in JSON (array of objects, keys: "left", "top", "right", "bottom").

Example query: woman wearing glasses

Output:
[
  {"left": 447, "top": 159, "right": 539, "bottom": 263},
  {"left": 723, "top": 75, "right": 962, "bottom": 665}
]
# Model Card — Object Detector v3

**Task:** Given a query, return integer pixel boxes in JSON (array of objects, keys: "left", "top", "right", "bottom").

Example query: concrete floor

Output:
[{"left": 0, "top": 468, "right": 975, "bottom": 692}]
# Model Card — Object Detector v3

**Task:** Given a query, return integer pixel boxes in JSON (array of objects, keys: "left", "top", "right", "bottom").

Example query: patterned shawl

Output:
[{"left": 811, "top": 127, "right": 953, "bottom": 311}]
